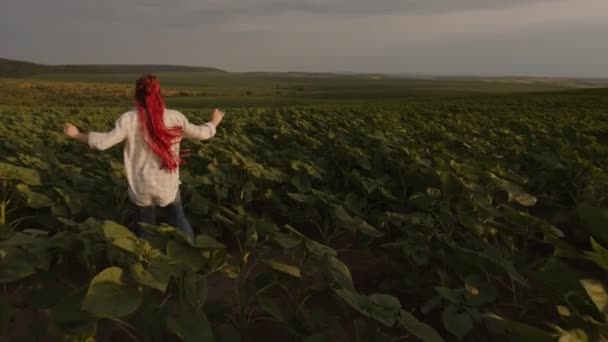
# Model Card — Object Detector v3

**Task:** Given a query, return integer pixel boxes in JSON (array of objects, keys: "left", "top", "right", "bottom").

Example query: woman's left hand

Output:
[{"left": 63, "top": 123, "right": 80, "bottom": 138}]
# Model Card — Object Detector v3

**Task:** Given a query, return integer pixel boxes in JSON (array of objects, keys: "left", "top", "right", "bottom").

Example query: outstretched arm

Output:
[
  {"left": 182, "top": 109, "right": 225, "bottom": 140},
  {"left": 64, "top": 114, "right": 129, "bottom": 150},
  {"left": 64, "top": 123, "right": 89, "bottom": 144}
]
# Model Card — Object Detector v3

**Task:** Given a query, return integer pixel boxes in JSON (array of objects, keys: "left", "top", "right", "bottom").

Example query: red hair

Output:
[{"left": 135, "top": 75, "right": 183, "bottom": 172}]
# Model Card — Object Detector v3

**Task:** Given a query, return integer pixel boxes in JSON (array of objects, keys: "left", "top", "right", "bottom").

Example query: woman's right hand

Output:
[{"left": 211, "top": 109, "right": 225, "bottom": 127}]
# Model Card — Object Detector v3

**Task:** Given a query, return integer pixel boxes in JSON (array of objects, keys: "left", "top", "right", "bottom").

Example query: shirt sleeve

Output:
[
  {"left": 88, "top": 112, "right": 130, "bottom": 151},
  {"left": 179, "top": 112, "right": 217, "bottom": 141}
]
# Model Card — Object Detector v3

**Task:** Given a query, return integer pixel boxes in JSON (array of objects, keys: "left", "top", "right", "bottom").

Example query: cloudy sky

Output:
[{"left": 1, "top": 0, "right": 608, "bottom": 76}]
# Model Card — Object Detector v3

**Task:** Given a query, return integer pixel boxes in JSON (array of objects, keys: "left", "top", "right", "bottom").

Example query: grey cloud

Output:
[
  {"left": 125, "top": 0, "right": 554, "bottom": 30},
  {"left": 137, "top": 0, "right": 555, "bottom": 28},
  {"left": 220, "top": 0, "right": 552, "bottom": 16},
  {"left": 131, "top": 0, "right": 555, "bottom": 16},
  {"left": 1, "top": 0, "right": 607, "bottom": 77},
  {"left": 2, "top": 0, "right": 555, "bottom": 29},
  {"left": 378, "top": 17, "right": 608, "bottom": 77}
]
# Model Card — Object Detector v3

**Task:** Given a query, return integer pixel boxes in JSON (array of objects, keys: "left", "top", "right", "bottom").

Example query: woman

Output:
[{"left": 63, "top": 74, "right": 224, "bottom": 239}]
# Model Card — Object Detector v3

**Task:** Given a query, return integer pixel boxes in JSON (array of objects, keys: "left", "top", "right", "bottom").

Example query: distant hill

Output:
[
  {"left": 51, "top": 64, "right": 225, "bottom": 74},
  {"left": 0, "top": 57, "right": 225, "bottom": 77},
  {"left": 0, "top": 58, "right": 52, "bottom": 77}
]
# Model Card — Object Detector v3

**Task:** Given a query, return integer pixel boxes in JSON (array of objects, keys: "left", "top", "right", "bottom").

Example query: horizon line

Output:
[{"left": 2, "top": 56, "right": 608, "bottom": 81}]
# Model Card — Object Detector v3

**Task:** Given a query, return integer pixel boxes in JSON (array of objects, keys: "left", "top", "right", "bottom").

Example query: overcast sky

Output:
[{"left": 2, "top": 0, "right": 608, "bottom": 77}]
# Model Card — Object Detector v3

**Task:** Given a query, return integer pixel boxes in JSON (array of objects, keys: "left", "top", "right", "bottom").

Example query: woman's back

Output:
[
  {"left": 63, "top": 74, "right": 224, "bottom": 237},
  {"left": 88, "top": 108, "right": 217, "bottom": 207}
]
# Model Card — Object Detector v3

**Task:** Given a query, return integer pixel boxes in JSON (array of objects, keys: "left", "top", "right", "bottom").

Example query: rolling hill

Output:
[
  {"left": 0, "top": 57, "right": 225, "bottom": 77},
  {"left": 0, "top": 58, "right": 52, "bottom": 77}
]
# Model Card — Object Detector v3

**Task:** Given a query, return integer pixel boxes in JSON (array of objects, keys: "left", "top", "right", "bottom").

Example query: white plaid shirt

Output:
[{"left": 88, "top": 109, "right": 216, "bottom": 207}]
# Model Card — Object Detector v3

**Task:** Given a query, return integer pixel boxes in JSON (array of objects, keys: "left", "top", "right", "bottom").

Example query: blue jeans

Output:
[{"left": 135, "top": 190, "right": 194, "bottom": 239}]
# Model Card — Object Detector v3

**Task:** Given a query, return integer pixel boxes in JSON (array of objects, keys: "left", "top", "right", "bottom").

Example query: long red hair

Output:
[{"left": 134, "top": 75, "right": 183, "bottom": 171}]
